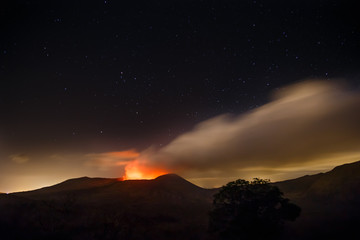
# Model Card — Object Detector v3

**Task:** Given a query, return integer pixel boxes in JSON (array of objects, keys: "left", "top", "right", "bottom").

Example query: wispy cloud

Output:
[
  {"left": 10, "top": 154, "right": 30, "bottom": 164},
  {"left": 84, "top": 150, "right": 139, "bottom": 171},
  {"left": 154, "top": 80, "right": 360, "bottom": 171},
  {"left": 141, "top": 80, "right": 360, "bottom": 184},
  {"left": 84, "top": 80, "right": 360, "bottom": 186}
]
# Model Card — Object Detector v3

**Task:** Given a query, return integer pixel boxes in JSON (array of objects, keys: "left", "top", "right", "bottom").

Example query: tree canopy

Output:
[{"left": 209, "top": 178, "right": 301, "bottom": 240}]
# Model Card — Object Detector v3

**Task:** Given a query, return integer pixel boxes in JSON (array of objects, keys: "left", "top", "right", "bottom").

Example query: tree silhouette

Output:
[{"left": 209, "top": 178, "right": 300, "bottom": 240}]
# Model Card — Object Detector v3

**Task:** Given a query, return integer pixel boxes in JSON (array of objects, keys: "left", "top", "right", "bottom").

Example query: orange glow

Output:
[
  {"left": 107, "top": 150, "right": 140, "bottom": 158},
  {"left": 123, "top": 159, "right": 168, "bottom": 180}
]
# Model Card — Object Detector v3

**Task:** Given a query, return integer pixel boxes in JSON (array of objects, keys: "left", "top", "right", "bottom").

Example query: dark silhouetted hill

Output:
[
  {"left": 276, "top": 161, "right": 360, "bottom": 240},
  {"left": 0, "top": 174, "right": 217, "bottom": 240},
  {"left": 2, "top": 162, "right": 360, "bottom": 240},
  {"left": 14, "top": 177, "right": 119, "bottom": 199}
]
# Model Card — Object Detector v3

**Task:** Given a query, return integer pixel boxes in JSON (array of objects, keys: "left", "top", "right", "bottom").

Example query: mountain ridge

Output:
[
  {"left": 274, "top": 160, "right": 360, "bottom": 239},
  {"left": 2, "top": 161, "right": 360, "bottom": 239},
  {"left": 10, "top": 160, "right": 360, "bottom": 196},
  {"left": 276, "top": 160, "right": 360, "bottom": 201}
]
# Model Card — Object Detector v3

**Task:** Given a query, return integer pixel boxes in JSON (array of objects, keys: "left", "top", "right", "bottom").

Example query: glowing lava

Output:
[{"left": 123, "top": 159, "right": 168, "bottom": 180}]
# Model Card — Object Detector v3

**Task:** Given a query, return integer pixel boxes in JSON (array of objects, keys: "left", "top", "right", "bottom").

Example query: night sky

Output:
[{"left": 1, "top": 0, "right": 360, "bottom": 192}]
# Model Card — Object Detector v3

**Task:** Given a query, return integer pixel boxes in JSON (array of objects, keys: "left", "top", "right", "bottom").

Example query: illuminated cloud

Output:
[
  {"left": 10, "top": 154, "right": 29, "bottom": 164},
  {"left": 83, "top": 80, "right": 360, "bottom": 186},
  {"left": 145, "top": 80, "right": 360, "bottom": 181}
]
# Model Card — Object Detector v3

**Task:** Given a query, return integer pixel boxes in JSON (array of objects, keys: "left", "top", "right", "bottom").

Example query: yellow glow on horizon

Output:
[{"left": 2, "top": 151, "right": 360, "bottom": 193}]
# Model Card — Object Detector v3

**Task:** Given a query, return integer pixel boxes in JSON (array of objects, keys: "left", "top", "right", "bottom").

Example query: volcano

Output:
[
  {"left": 0, "top": 174, "right": 217, "bottom": 240},
  {"left": 2, "top": 163, "right": 360, "bottom": 239}
]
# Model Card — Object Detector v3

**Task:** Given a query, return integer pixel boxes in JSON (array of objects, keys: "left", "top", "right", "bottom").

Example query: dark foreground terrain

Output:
[
  {"left": 1, "top": 161, "right": 360, "bottom": 239},
  {"left": 277, "top": 161, "right": 360, "bottom": 240}
]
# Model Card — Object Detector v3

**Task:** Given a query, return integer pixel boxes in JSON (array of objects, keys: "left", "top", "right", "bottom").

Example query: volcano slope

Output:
[
  {"left": 0, "top": 174, "right": 217, "bottom": 240},
  {"left": 2, "top": 161, "right": 360, "bottom": 239}
]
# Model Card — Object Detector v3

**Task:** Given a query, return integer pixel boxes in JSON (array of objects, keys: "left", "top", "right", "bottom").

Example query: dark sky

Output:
[{"left": 1, "top": 0, "right": 360, "bottom": 192}]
